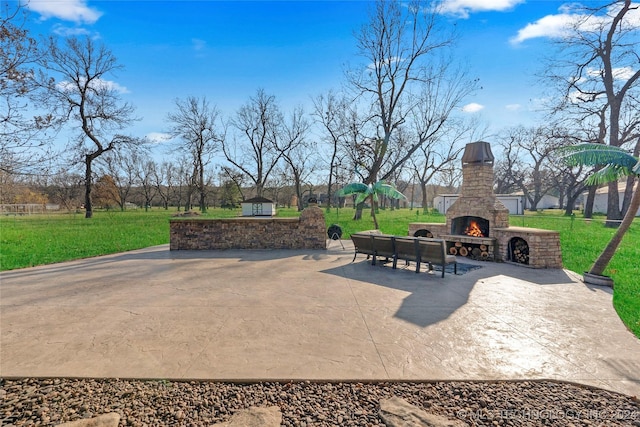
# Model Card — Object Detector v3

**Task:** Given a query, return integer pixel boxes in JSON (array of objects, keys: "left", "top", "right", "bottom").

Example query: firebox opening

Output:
[
  {"left": 451, "top": 216, "right": 490, "bottom": 237},
  {"left": 413, "top": 229, "right": 434, "bottom": 238}
]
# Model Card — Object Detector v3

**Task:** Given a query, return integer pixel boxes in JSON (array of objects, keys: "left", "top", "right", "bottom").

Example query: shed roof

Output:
[{"left": 242, "top": 196, "right": 274, "bottom": 204}]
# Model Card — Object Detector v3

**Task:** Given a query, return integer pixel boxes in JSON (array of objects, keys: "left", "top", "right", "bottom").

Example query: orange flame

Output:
[{"left": 464, "top": 220, "right": 485, "bottom": 237}]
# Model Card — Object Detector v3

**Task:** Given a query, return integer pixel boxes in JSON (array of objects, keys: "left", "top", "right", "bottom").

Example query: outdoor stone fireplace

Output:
[{"left": 409, "top": 141, "right": 562, "bottom": 268}]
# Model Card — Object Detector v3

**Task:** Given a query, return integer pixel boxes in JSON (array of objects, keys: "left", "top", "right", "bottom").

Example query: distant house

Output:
[
  {"left": 584, "top": 182, "right": 640, "bottom": 217},
  {"left": 506, "top": 191, "right": 559, "bottom": 210},
  {"left": 434, "top": 194, "right": 524, "bottom": 215},
  {"left": 241, "top": 196, "right": 276, "bottom": 217}
]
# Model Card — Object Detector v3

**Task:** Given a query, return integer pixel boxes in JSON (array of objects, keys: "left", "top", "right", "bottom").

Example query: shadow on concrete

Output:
[
  {"left": 321, "top": 260, "right": 476, "bottom": 328},
  {"left": 320, "top": 256, "right": 586, "bottom": 328}
]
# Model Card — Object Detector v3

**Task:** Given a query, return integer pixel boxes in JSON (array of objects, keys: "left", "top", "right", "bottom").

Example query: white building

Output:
[
  {"left": 241, "top": 197, "right": 276, "bottom": 217},
  {"left": 433, "top": 194, "right": 524, "bottom": 215},
  {"left": 584, "top": 182, "right": 640, "bottom": 217}
]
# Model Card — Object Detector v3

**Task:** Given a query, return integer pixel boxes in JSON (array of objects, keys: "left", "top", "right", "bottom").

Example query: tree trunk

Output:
[
  {"left": 605, "top": 181, "right": 622, "bottom": 227},
  {"left": 84, "top": 155, "right": 93, "bottom": 219},
  {"left": 370, "top": 196, "right": 379, "bottom": 229},
  {"left": 588, "top": 183, "right": 640, "bottom": 276},
  {"left": 353, "top": 202, "right": 363, "bottom": 220},
  {"left": 564, "top": 192, "right": 580, "bottom": 216},
  {"left": 421, "top": 182, "right": 428, "bottom": 213},
  {"left": 583, "top": 185, "right": 596, "bottom": 218}
]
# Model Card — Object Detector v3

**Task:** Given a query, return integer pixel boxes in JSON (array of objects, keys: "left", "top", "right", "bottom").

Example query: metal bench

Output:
[{"left": 416, "top": 237, "right": 457, "bottom": 277}]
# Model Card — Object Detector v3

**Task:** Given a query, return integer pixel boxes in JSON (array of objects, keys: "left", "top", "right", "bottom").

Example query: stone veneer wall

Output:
[
  {"left": 170, "top": 205, "right": 326, "bottom": 250},
  {"left": 493, "top": 227, "right": 562, "bottom": 269},
  {"left": 445, "top": 163, "right": 510, "bottom": 231}
]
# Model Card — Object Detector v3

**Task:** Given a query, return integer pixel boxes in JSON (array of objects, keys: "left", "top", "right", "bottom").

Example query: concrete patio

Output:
[{"left": 1, "top": 242, "right": 638, "bottom": 397}]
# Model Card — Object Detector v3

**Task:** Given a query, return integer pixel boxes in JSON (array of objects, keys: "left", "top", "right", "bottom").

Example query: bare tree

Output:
[
  {"left": 45, "top": 168, "right": 83, "bottom": 210},
  {"left": 543, "top": 0, "right": 640, "bottom": 224},
  {"left": 173, "top": 156, "right": 193, "bottom": 211},
  {"left": 1, "top": 3, "right": 53, "bottom": 175},
  {"left": 345, "top": 0, "right": 477, "bottom": 219},
  {"left": 136, "top": 158, "right": 158, "bottom": 210},
  {"left": 97, "top": 150, "right": 138, "bottom": 211},
  {"left": 223, "top": 89, "right": 292, "bottom": 197},
  {"left": 220, "top": 166, "right": 246, "bottom": 203},
  {"left": 167, "top": 96, "right": 224, "bottom": 212},
  {"left": 497, "top": 126, "right": 565, "bottom": 211},
  {"left": 409, "top": 119, "right": 470, "bottom": 211},
  {"left": 152, "top": 160, "right": 175, "bottom": 209},
  {"left": 280, "top": 106, "right": 317, "bottom": 211},
  {"left": 36, "top": 36, "right": 143, "bottom": 218},
  {"left": 312, "top": 91, "right": 351, "bottom": 211}
]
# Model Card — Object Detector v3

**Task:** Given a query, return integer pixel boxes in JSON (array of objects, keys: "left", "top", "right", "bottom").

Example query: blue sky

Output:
[{"left": 20, "top": 0, "right": 625, "bottom": 145}]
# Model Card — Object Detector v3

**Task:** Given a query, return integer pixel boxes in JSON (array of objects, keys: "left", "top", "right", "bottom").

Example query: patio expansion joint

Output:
[
  {"left": 343, "top": 267, "right": 390, "bottom": 379},
  {"left": 178, "top": 312, "right": 232, "bottom": 379}
]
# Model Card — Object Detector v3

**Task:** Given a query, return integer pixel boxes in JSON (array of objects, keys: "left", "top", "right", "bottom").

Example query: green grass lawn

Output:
[{"left": 1, "top": 206, "right": 638, "bottom": 338}]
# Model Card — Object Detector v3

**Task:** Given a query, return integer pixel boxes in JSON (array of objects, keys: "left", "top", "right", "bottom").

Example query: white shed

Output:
[
  {"left": 241, "top": 196, "right": 276, "bottom": 217},
  {"left": 434, "top": 194, "right": 524, "bottom": 215},
  {"left": 585, "top": 182, "right": 640, "bottom": 217}
]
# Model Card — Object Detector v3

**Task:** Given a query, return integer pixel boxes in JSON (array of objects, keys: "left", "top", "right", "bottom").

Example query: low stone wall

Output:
[
  {"left": 494, "top": 227, "right": 562, "bottom": 269},
  {"left": 408, "top": 222, "right": 447, "bottom": 238},
  {"left": 170, "top": 206, "right": 326, "bottom": 250}
]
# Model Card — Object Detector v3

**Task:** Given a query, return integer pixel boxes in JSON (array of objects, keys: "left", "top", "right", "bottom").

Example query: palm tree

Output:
[
  {"left": 560, "top": 143, "right": 640, "bottom": 284},
  {"left": 337, "top": 181, "right": 406, "bottom": 230}
]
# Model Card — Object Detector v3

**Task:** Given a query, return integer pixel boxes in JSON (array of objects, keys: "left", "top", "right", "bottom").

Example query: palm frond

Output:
[
  {"left": 585, "top": 164, "right": 631, "bottom": 186},
  {"left": 337, "top": 182, "right": 369, "bottom": 197},
  {"left": 559, "top": 143, "right": 637, "bottom": 169},
  {"left": 374, "top": 182, "right": 407, "bottom": 199},
  {"left": 354, "top": 193, "right": 369, "bottom": 205}
]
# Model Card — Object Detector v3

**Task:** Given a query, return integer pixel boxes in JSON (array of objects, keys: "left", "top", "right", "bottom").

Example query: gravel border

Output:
[{"left": 2, "top": 378, "right": 639, "bottom": 426}]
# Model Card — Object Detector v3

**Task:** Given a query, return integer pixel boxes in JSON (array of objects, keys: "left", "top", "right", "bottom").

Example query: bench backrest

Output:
[
  {"left": 350, "top": 233, "right": 375, "bottom": 255},
  {"left": 371, "top": 234, "right": 395, "bottom": 258},
  {"left": 416, "top": 238, "right": 446, "bottom": 263},
  {"left": 393, "top": 237, "right": 419, "bottom": 261}
]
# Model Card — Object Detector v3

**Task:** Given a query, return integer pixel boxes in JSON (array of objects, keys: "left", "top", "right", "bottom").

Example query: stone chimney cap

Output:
[{"left": 462, "top": 141, "right": 494, "bottom": 165}]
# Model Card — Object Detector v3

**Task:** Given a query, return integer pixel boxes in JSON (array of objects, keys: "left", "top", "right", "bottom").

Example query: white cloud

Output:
[
  {"left": 462, "top": 102, "right": 485, "bottom": 113},
  {"left": 505, "top": 104, "right": 521, "bottom": 111},
  {"left": 27, "top": 0, "right": 101, "bottom": 24},
  {"left": 368, "top": 56, "right": 404, "bottom": 70},
  {"left": 611, "top": 67, "right": 637, "bottom": 80},
  {"left": 52, "top": 24, "right": 93, "bottom": 37},
  {"left": 511, "top": 2, "right": 640, "bottom": 45},
  {"left": 510, "top": 13, "right": 574, "bottom": 44},
  {"left": 57, "top": 78, "right": 130, "bottom": 94},
  {"left": 439, "top": 0, "right": 523, "bottom": 18},
  {"left": 146, "top": 132, "right": 173, "bottom": 144}
]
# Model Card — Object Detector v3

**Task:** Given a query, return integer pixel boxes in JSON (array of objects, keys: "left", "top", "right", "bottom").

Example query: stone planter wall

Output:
[{"left": 170, "top": 206, "right": 326, "bottom": 250}]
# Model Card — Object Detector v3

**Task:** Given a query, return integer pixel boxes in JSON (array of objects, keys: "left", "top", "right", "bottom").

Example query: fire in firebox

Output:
[{"left": 464, "top": 220, "right": 485, "bottom": 237}]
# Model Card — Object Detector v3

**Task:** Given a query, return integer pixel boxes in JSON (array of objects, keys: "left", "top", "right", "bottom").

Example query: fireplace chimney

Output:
[
  {"left": 445, "top": 141, "right": 510, "bottom": 233},
  {"left": 461, "top": 141, "right": 494, "bottom": 166}
]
